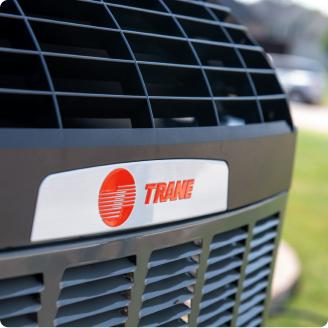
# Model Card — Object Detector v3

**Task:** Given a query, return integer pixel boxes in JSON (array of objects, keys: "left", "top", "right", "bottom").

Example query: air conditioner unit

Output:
[{"left": 0, "top": 0, "right": 296, "bottom": 326}]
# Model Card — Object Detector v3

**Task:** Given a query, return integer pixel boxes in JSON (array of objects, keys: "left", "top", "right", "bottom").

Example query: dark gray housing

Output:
[{"left": 0, "top": 0, "right": 296, "bottom": 327}]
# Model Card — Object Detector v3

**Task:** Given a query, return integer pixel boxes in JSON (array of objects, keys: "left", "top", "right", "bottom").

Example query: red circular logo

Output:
[{"left": 98, "top": 168, "right": 136, "bottom": 227}]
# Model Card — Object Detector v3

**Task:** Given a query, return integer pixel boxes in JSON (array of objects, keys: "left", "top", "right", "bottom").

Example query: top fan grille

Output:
[{"left": 0, "top": 0, "right": 292, "bottom": 129}]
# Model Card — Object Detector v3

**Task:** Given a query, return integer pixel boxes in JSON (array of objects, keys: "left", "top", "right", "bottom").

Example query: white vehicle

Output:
[{"left": 270, "top": 54, "right": 326, "bottom": 104}]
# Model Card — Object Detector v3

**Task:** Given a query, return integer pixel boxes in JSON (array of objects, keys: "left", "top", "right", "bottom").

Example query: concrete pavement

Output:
[{"left": 290, "top": 102, "right": 328, "bottom": 134}]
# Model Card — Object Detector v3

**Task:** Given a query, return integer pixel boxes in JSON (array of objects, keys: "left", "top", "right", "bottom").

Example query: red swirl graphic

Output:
[{"left": 98, "top": 168, "right": 136, "bottom": 227}]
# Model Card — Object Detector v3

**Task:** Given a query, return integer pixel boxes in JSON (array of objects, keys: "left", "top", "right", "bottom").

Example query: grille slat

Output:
[
  {"left": 245, "top": 255, "right": 273, "bottom": 275},
  {"left": 243, "top": 267, "right": 271, "bottom": 289},
  {"left": 161, "top": 318, "right": 188, "bottom": 327},
  {"left": 55, "top": 293, "right": 129, "bottom": 326},
  {"left": 207, "top": 243, "right": 245, "bottom": 265},
  {"left": 143, "top": 273, "right": 195, "bottom": 301},
  {"left": 241, "top": 281, "right": 268, "bottom": 302},
  {"left": 148, "top": 242, "right": 201, "bottom": 268},
  {"left": 245, "top": 316, "right": 263, "bottom": 327},
  {"left": 140, "top": 288, "right": 192, "bottom": 317},
  {"left": 237, "top": 305, "right": 264, "bottom": 327},
  {"left": 57, "top": 309, "right": 127, "bottom": 327},
  {"left": 238, "top": 293, "right": 266, "bottom": 314},
  {"left": 200, "top": 312, "right": 232, "bottom": 327},
  {"left": 203, "top": 271, "right": 240, "bottom": 294},
  {"left": 205, "top": 258, "right": 243, "bottom": 280},
  {"left": 1, "top": 314, "right": 38, "bottom": 327},
  {"left": 198, "top": 298, "right": 235, "bottom": 324},
  {"left": 60, "top": 257, "right": 135, "bottom": 288},
  {"left": 0, "top": 296, "right": 41, "bottom": 320},
  {"left": 57, "top": 276, "right": 133, "bottom": 307},
  {"left": 0, "top": 276, "right": 43, "bottom": 301},
  {"left": 139, "top": 304, "right": 190, "bottom": 327},
  {"left": 210, "top": 229, "right": 248, "bottom": 250},
  {"left": 248, "top": 243, "right": 275, "bottom": 262},
  {"left": 145, "top": 258, "right": 198, "bottom": 284},
  {"left": 200, "top": 286, "right": 238, "bottom": 310},
  {"left": 207, "top": 244, "right": 245, "bottom": 265},
  {"left": 253, "top": 216, "right": 279, "bottom": 235},
  {"left": 251, "top": 227, "right": 277, "bottom": 247}
]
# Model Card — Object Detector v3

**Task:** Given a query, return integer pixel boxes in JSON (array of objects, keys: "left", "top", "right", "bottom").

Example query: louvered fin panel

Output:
[
  {"left": 237, "top": 215, "right": 280, "bottom": 327},
  {"left": 0, "top": 0, "right": 292, "bottom": 129},
  {"left": 54, "top": 257, "right": 136, "bottom": 327},
  {"left": 198, "top": 228, "right": 248, "bottom": 327},
  {"left": 0, "top": 274, "right": 43, "bottom": 327},
  {"left": 140, "top": 241, "right": 201, "bottom": 327}
]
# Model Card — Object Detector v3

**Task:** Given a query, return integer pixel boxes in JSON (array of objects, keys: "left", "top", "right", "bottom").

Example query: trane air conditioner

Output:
[{"left": 0, "top": 0, "right": 296, "bottom": 327}]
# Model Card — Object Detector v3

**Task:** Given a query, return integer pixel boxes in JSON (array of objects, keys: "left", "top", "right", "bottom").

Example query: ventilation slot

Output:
[
  {"left": 112, "top": 6, "right": 181, "bottom": 37},
  {"left": 220, "top": 12, "right": 240, "bottom": 25},
  {"left": 217, "top": 100, "right": 261, "bottom": 126},
  {"left": 0, "top": 274, "right": 43, "bottom": 327},
  {"left": 206, "top": 71, "right": 254, "bottom": 97},
  {"left": 152, "top": 99, "right": 217, "bottom": 128},
  {"left": 32, "top": 21, "right": 131, "bottom": 59},
  {"left": 252, "top": 73, "right": 283, "bottom": 96},
  {"left": 140, "top": 242, "right": 201, "bottom": 327},
  {"left": 46, "top": 56, "right": 143, "bottom": 95},
  {"left": 59, "top": 97, "right": 151, "bottom": 128},
  {"left": 0, "top": 52, "right": 49, "bottom": 90},
  {"left": 0, "top": 94, "right": 58, "bottom": 128},
  {"left": 55, "top": 257, "right": 135, "bottom": 327},
  {"left": 141, "top": 65, "right": 209, "bottom": 97},
  {"left": 206, "top": 5, "right": 230, "bottom": 21},
  {"left": 165, "top": 0, "right": 213, "bottom": 20},
  {"left": 0, "top": 17, "right": 35, "bottom": 50},
  {"left": 18, "top": 0, "right": 115, "bottom": 28},
  {"left": 198, "top": 228, "right": 247, "bottom": 327},
  {"left": 128, "top": 34, "right": 196, "bottom": 65},
  {"left": 261, "top": 99, "right": 292, "bottom": 126},
  {"left": 179, "top": 19, "right": 228, "bottom": 42},
  {"left": 226, "top": 27, "right": 254, "bottom": 45},
  {"left": 0, "top": 0, "right": 18, "bottom": 14},
  {"left": 194, "top": 43, "right": 242, "bottom": 68},
  {"left": 241, "top": 49, "right": 272, "bottom": 69},
  {"left": 237, "top": 215, "right": 280, "bottom": 327}
]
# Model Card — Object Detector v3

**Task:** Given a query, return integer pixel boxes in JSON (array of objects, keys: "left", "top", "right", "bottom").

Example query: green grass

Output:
[{"left": 267, "top": 131, "right": 328, "bottom": 327}]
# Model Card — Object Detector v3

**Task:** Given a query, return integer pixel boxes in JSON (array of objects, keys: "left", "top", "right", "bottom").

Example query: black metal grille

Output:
[
  {"left": 0, "top": 194, "right": 285, "bottom": 327},
  {"left": 0, "top": 0, "right": 292, "bottom": 129}
]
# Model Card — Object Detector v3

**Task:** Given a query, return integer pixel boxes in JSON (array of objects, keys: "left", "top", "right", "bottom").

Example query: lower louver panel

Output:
[{"left": 0, "top": 194, "right": 285, "bottom": 327}]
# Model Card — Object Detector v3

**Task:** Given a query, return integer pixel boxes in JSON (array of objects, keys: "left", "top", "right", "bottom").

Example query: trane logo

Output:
[
  {"left": 98, "top": 168, "right": 195, "bottom": 227},
  {"left": 145, "top": 180, "right": 195, "bottom": 204}
]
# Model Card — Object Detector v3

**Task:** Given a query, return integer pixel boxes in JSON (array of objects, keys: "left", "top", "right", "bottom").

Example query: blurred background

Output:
[{"left": 210, "top": 0, "right": 328, "bottom": 326}]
